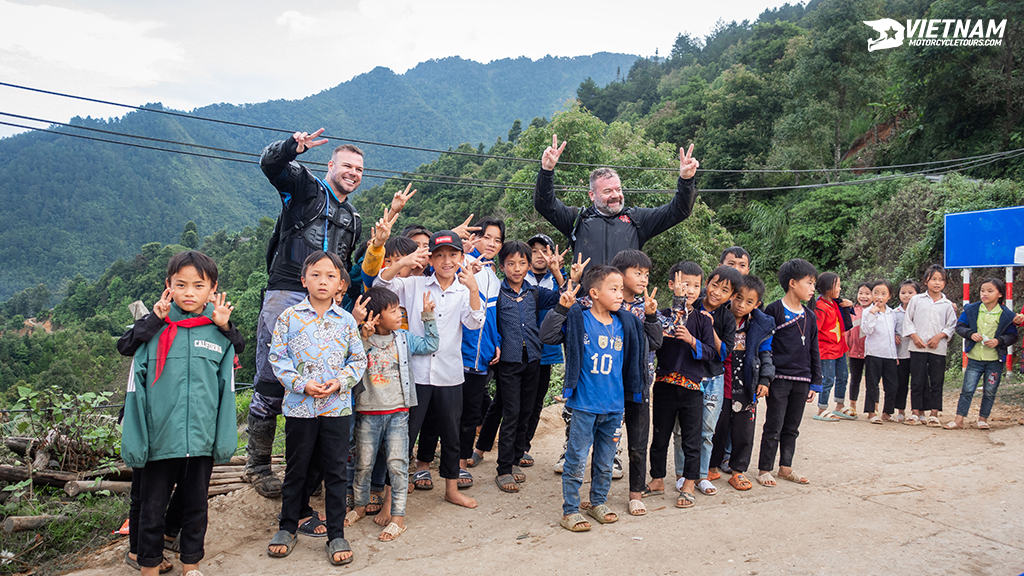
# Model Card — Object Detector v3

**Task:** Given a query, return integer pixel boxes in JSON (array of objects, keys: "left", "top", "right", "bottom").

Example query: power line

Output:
[
  {"left": 3, "top": 80, "right": 1021, "bottom": 175},
  {"left": 2, "top": 118, "right": 1020, "bottom": 196}
]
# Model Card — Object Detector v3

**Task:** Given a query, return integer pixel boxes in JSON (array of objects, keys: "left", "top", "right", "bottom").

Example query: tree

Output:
[{"left": 180, "top": 221, "right": 199, "bottom": 248}]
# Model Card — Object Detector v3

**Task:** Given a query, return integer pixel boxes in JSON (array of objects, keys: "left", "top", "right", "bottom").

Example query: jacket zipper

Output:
[{"left": 185, "top": 325, "right": 191, "bottom": 458}]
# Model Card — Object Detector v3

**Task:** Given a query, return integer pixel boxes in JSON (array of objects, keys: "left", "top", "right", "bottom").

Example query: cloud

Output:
[{"left": 275, "top": 10, "right": 320, "bottom": 36}]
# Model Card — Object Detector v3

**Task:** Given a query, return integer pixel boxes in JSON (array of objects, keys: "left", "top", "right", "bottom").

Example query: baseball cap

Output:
[
  {"left": 526, "top": 233, "right": 554, "bottom": 250},
  {"left": 428, "top": 230, "right": 464, "bottom": 253}
]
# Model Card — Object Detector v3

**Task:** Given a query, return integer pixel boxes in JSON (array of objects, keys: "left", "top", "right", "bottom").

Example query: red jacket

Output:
[{"left": 815, "top": 297, "right": 848, "bottom": 360}]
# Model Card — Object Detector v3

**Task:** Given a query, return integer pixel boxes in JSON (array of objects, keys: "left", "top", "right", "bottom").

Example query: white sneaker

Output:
[
  {"left": 553, "top": 454, "right": 565, "bottom": 474},
  {"left": 612, "top": 457, "right": 624, "bottom": 480}
]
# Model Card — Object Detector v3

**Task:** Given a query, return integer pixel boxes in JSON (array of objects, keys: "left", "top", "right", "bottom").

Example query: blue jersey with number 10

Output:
[{"left": 567, "top": 310, "right": 625, "bottom": 415}]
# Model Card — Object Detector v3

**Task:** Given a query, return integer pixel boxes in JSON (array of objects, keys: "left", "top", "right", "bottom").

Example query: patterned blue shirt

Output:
[{"left": 496, "top": 279, "right": 560, "bottom": 364}]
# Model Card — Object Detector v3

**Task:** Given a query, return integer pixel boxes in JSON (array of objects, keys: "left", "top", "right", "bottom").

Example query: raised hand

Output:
[
  {"left": 422, "top": 292, "right": 436, "bottom": 314},
  {"left": 360, "top": 311, "right": 379, "bottom": 339},
  {"left": 153, "top": 288, "right": 172, "bottom": 319},
  {"left": 644, "top": 286, "right": 659, "bottom": 315},
  {"left": 560, "top": 280, "right": 581, "bottom": 308},
  {"left": 401, "top": 245, "right": 431, "bottom": 272},
  {"left": 351, "top": 294, "right": 370, "bottom": 324},
  {"left": 452, "top": 214, "right": 482, "bottom": 241},
  {"left": 679, "top": 143, "right": 700, "bottom": 179},
  {"left": 547, "top": 244, "right": 569, "bottom": 273},
  {"left": 370, "top": 208, "right": 401, "bottom": 248},
  {"left": 293, "top": 128, "right": 329, "bottom": 154},
  {"left": 541, "top": 133, "right": 567, "bottom": 171},
  {"left": 458, "top": 265, "right": 479, "bottom": 293},
  {"left": 390, "top": 182, "right": 418, "bottom": 214},
  {"left": 569, "top": 253, "right": 590, "bottom": 284},
  {"left": 210, "top": 292, "right": 234, "bottom": 328},
  {"left": 672, "top": 270, "right": 687, "bottom": 298}
]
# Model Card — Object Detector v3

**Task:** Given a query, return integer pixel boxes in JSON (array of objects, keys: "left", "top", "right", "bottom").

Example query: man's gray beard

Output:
[{"left": 593, "top": 201, "right": 622, "bottom": 217}]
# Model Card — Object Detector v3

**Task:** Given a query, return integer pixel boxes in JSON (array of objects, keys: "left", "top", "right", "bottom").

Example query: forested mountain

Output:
[{"left": 0, "top": 53, "right": 638, "bottom": 299}]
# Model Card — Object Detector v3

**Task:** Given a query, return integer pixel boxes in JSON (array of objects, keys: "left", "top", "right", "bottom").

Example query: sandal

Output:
[
  {"left": 512, "top": 466, "right": 527, "bottom": 483},
  {"left": 124, "top": 552, "right": 174, "bottom": 574},
  {"left": 163, "top": 535, "right": 180, "bottom": 553},
  {"left": 777, "top": 469, "right": 809, "bottom": 485},
  {"left": 904, "top": 414, "right": 922, "bottom": 426},
  {"left": 378, "top": 521, "right": 407, "bottom": 542},
  {"left": 708, "top": 469, "right": 721, "bottom": 481},
  {"left": 519, "top": 453, "right": 535, "bottom": 467},
  {"left": 869, "top": 415, "right": 884, "bottom": 425},
  {"left": 675, "top": 491, "right": 695, "bottom": 508},
  {"left": 344, "top": 509, "right": 363, "bottom": 527},
  {"left": 587, "top": 503, "right": 618, "bottom": 524},
  {"left": 412, "top": 469, "right": 433, "bottom": 491},
  {"left": 298, "top": 511, "right": 327, "bottom": 537},
  {"left": 326, "top": 537, "right": 354, "bottom": 566},
  {"left": 457, "top": 469, "right": 474, "bottom": 490},
  {"left": 697, "top": 479, "right": 718, "bottom": 496},
  {"left": 944, "top": 420, "right": 963, "bottom": 430},
  {"left": 831, "top": 409, "right": 856, "bottom": 421},
  {"left": 757, "top": 472, "right": 776, "bottom": 487},
  {"left": 267, "top": 530, "right": 296, "bottom": 558},
  {"left": 467, "top": 452, "right": 484, "bottom": 468},
  {"left": 813, "top": 411, "right": 842, "bottom": 421},
  {"left": 495, "top": 473, "right": 519, "bottom": 493},
  {"left": 977, "top": 420, "right": 991, "bottom": 430},
  {"left": 365, "top": 491, "right": 385, "bottom": 515},
  {"left": 641, "top": 484, "right": 664, "bottom": 498},
  {"left": 560, "top": 512, "right": 591, "bottom": 532},
  {"left": 926, "top": 415, "right": 942, "bottom": 427},
  {"left": 729, "top": 473, "right": 752, "bottom": 491},
  {"left": 628, "top": 498, "right": 647, "bottom": 516}
]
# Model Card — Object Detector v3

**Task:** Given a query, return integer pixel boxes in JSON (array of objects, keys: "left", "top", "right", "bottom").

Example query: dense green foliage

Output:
[{"left": 0, "top": 54, "right": 638, "bottom": 300}]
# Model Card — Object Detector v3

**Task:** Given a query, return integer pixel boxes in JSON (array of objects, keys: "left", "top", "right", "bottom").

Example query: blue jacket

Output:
[
  {"left": 526, "top": 269, "right": 565, "bottom": 365},
  {"left": 955, "top": 302, "right": 1018, "bottom": 362},
  {"left": 539, "top": 303, "right": 646, "bottom": 404},
  {"left": 740, "top": 308, "right": 776, "bottom": 403},
  {"left": 461, "top": 258, "right": 502, "bottom": 373}
]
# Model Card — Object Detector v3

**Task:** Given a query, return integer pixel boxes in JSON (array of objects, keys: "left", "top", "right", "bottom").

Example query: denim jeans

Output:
[
  {"left": 354, "top": 411, "right": 410, "bottom": 517},
  {"left": 348, "top": 407, "right": 388, "bottom": 494},
  {"left": 956, "top": 359, "right": 1004, "bottom": 419},
  {"left": 672, "top": 374, "right": 723, "bottom": 479},
  {"left": 819, "top": 355, "right": 849, "bottom": 409},
  {"left": 562, "top": 409, "right": 621, "bottom": 516}
]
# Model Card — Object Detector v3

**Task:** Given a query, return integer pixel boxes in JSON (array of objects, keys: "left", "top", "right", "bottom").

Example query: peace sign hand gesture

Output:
[
  {"left": 679, "top": 143, "right": 700, "bottom": 179},
  {"left": 569, "top": 253, "right": 591, "bottom": 285},
  {"left": 422, "top": 292, "right": 436, "bottom": 314},
  {"left": 293, "top": 128, "right": 329, "bottom": 154},
  {"left": 541, "top": 133, "right": 567, "bottom": 171},
  {"left": 560, "top": 279, "right": 581, "bottom": 308},
  {"left": 153, "top": 288, "right": 172, "bottom": 319},
  {"left": 644, "top": 286, "right": 659, "bottom": 315},
  {"left": 390, "top": 183, "right": 418, "bottom": 215},
  {"left": 351, "top": 294, "right": 371, "bottom": 324},
  {"left": 452, "top": 214, "right": 482, "bottom": 241},
  {"left": 360, "top": 311, "right": 380, "bottom": 339},
  {"left": 370, "top": 208, "right": 401, "bottom": 248},
  {"left": 546, "top": 244, "right": 569, "bottom": 273}
]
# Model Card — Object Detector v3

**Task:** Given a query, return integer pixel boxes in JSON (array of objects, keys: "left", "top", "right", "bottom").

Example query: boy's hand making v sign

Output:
[
  {"left": 153, "top": 288, "right": 172, "bottom": 319},
  {"left": 559, "top": 280, "right": 581, "bottom": 308},
  {"left": 370, "top": 208, "right": 401, "bottom": 248}
]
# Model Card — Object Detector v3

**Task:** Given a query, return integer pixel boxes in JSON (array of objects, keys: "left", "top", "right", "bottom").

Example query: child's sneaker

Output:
[
  {"left": 553, "top": 454, "right": 565, "bottom": 474},
  {"left": 612, "top": 457, "right": 624, "bottom": 480}
]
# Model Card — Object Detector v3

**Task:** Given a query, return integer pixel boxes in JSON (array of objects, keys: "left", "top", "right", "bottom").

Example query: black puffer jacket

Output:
[
  {"left": 260, "top": 137, "right": 361, "bottom": 292},
  {"left": 533, "top": 168, "right": 697, "bottom": 266}
]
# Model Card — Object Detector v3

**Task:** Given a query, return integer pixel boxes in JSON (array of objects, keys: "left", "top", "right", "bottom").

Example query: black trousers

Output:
[
  {"left": 459, "top": 371, "right": 491, "bottom": 459},
  {"left": 409, "top": 384, "right": 462, "bottom": 479},
  {"left": 495, "top": 358, "right": 541, "bottom": 475},
  {"left": 623, "top": 399, "right": 650, "bottom": 493},
  {"left": 649, "top": 383, "right": 702, "bottom": 481},
  {"left": 710, "top": 403, "right": 756, "bottom": 474},
  {"left": 281, "top": 415, "right": 349, "bottom": 541},
  {"left": 758, "top": 378, "right": 809, "bottom": 471},
  {"left": 476, "top": 377, "right": 503, "bottom": 453},
  {"left": 895, "top": 358, "right": 911, "bottom": 411},
  {"left": 910, "top": 351, "right": 946, "bottom": 411},
  {"left": 129, "top": 472, "right": 184, "bottom": 555},
  {"left": 848, "top": 357, "right": 865, "bottom": 402},
  {"left": 524, "top": 364, "right": 554, "bottom": 453},
  {"left": 864, "top": 355, "right": 898, "bottom": 414},
  {"left": 137, "top": 456, "right": 213, "bottom": 568}
]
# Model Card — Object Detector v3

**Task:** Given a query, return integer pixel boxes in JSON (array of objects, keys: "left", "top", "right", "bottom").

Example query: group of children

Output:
[{"left": 119, "top": 201, "right": 1024, "bottom": 571}]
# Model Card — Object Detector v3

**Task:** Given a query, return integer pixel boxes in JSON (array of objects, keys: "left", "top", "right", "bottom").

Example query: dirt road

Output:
[{"left": 65, "top": 399, "right": 1024, "bottom": 576}]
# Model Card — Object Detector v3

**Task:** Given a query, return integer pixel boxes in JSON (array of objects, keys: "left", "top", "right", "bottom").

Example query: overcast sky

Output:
[{"left": 0, "top": 0, "right": 792, "bottom": 139}]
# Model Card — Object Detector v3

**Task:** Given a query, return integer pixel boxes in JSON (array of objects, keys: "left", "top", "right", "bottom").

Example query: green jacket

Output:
[{"left": 121, "top": 302, "right": 237, "bottom": 468}]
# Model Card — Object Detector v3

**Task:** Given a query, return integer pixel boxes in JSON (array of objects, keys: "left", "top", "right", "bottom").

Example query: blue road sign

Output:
[{"left": 944, "top": 206, "right": 1024, "bottom": 268}]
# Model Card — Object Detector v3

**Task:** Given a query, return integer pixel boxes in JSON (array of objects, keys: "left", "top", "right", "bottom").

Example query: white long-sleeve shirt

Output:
[
  {"left": 901, "top": 292, "right": 957, "bottom": 356},
  {"left": 861, "top": 305, "right": 898, "bottom": 359},
  {"left": 375, "top": 273, "right": 485, "bottom": 386}
]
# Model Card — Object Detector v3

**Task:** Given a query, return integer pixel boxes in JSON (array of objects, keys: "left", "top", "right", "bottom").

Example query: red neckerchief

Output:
[{"left": 153, "top": 315, "right": 212, "bottom": 384}]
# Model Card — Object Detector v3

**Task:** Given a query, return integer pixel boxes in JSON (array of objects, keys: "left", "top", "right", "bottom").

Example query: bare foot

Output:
[
  {"left": 129, "top": 553, "right": 173, "bottom": 573},
  {"left": 378, "top": 515, "right": 406, "bottom": 542},
  {"left": 444, "top": 480, "right": 477, "bottom": 508}
]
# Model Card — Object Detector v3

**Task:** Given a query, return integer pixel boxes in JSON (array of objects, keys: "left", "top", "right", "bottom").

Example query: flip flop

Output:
[
  {"left": 641, "top": 484, "right": 664, "bottom": 498},
  {"left": 495, "top": 473, "right": 519, "bottom": 493},
  {"left": 977, "top": 421, "right": 991, "bottom": 430},
  {"left": 728, "top": 473, "right": 752, "bottom": 491},
  {"left": 675, "top": 491, "right": 695, "bottom": 508},
  {"left": 378, "top": 521, "right": 407, "bottom": 542},
  {"left": 813, "top": 412, "right": 842, "bottom": 421},
  {"left": 298, "top": 512, "right": 327, "bottom": 537},
  {"left": 267, "top": 530, "right": 296, "bottom": 558},
  {"left": 365, "top": 491, "right": 385, "bottom": 515},
  {"left": 326, "top": 537, "right": 354, "bottom": 566},
  {"left": 587, "top": 503, "right": 618, "bottom": 524},
  {"left": 628, "top": 498, "right": 647, "bottom": 516},
  {"left": 512, "top": 466, "right": 527, "bottom": 483},
  {"left": 519, "top": 453, "right": 535, "bottom": 467},
  {"left": 757, "top": 472, "right": 776, "bottom": 487},
  {"left": 411, "top": 469, "right": 433, "bottom": 490},
  {"left": 943, "top": 420, "right": 962, "bottom": 430},
  {"left": 697, "top": 479, "right": 718, "bottom": 496},
  {"left": 777, "top": 469, "right": 810, "bottom": 485},
  {"left": 467, "top": 452, "right": 484, "bottom": 468},
  {"left": 457, "top": 469, "right": 474, "bottom": 489},
  {"left": 831, "top": 410, "right": 856, "bottom": 421},
  {"left": 560, "top": 512, "right": 591, "bottom": 532},
  {"left": 344, "top": 509, "right": 363, "bottom": 527}
]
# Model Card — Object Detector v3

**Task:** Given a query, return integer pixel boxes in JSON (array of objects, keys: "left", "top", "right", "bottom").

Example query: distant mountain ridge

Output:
[{"left": 0, "top": 52, "right": 638, "bottom": 299}]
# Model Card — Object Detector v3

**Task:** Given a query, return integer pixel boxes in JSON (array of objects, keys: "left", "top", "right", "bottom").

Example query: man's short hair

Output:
[
  {"left": 498, "top": 241, "right": 531, "bottom": 267},
  {"left": 610, "top": 249, "right": 652, "bottom": 274},
  {"left": 363, "top": 286, "right": 401, "bottom": 317},
  {"left": 385, "top": 236, "right": 419, "bottom": 259},
  {"left": 720, "top": 246, "right": 750, "bottom": 265},
  {"left": 740, "top": 275, "right": 766, "bottom": 301},
  {"left": 166, "top": 250, "right": 218, "bottom": 285},
  {"left": 707, "top": 265, "right": 742, "bottom": 295},
  {"left": 777, "top": 258, "right": 817, "bottom": 292},
  {"left": 333, "top": 144, "right": 364, "bottom": 158},
  {"left": 402, "top": 224, "right": 431, "bottom": 239},
  {"left": 668, "top": 261, "right": 703, "bottom": 280},
  {"left": 589, "top": 167, "right": 620, "bottom": 191},
  {"left": 301, "top": 250, "right": 350, "bottom": 286},
  {"left": 583, "top": 265, "right": 622, "bottom": 294},
  {"left": 473, "top": 218, "right": 505, "bottom": 242}
]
